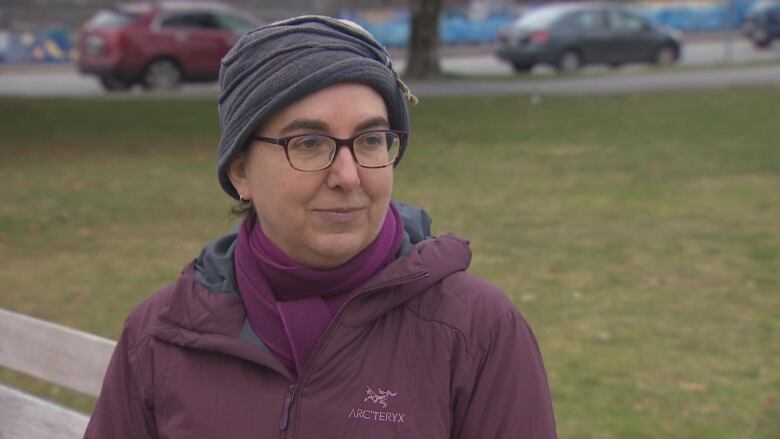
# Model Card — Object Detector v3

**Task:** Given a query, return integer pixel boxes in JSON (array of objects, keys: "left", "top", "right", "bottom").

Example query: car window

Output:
[
  {"left": 560, "top": 10, "right": 608, "bottom": 31},
  {"left": 608, "top": 11, "right": 649, "bottom": 32},
  {"left": 514, "top": 7, "right": 567, "bottom": 28},
  {"left": 161, "top": 12, "right": 220, "bottom": 30},
  {"left": 87, "top": 9, "right": 141, "bottom": 29},
  {"left": 215, "top": 13, "right": 256, "bottom": 34}
]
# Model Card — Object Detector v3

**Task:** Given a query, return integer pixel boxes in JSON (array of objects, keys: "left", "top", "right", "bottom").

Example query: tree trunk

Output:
[{"left": 406, "top": 0, "right": 443, "bottom": 79}]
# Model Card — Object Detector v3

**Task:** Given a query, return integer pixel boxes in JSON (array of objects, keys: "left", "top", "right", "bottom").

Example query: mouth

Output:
[{"left": 313, "top": 206, "right": 366, "bottom": 224}]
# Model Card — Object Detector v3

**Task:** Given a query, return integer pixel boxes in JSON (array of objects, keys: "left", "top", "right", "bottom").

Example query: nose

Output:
[{"left": 325, "top": 145, "right": 361, "bottom": 191}]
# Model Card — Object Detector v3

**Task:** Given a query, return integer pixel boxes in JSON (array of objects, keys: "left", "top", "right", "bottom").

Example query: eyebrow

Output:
[
  {"left": 354, "top": 116, "right": 390, "bottom": 132},
  {"left": 278, "top": 116, "right": 391, "bottom": 136}
]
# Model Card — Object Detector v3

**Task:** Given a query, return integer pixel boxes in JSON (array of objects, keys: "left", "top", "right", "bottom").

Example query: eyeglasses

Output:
[{"left": 252, "top": 130, "right": 407, "bottom": 172}]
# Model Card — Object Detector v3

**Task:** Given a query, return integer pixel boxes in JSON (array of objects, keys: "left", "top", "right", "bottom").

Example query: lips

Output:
[{"left": 313, "top": 206, "right": 366, "bottom": 223}]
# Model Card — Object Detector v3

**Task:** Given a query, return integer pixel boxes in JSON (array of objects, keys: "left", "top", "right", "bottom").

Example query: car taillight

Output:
[{"left": 531, "top": 30, "right": 549, "bottom": 44}]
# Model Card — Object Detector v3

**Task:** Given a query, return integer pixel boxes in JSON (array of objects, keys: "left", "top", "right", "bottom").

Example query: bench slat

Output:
[
  {"left": 0, "top": 383, "right": 89, "bottom": 438},
  {"left": 0, "top": 308, "right": 116, "bottom": 397}
]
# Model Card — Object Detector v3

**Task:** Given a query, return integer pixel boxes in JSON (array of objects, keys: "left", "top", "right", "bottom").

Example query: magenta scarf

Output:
[{"left": 234, "top": 204, "right": 404, "bottom": 376}]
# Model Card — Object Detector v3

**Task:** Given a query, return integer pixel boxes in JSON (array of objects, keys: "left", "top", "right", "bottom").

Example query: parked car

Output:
[
  {"left": 496, "top": 2, "right": 682, "bottom": 73},
  {"left": 742, "top": 0, "right": 780, "bottom": 48},
  {"left": 76, "top": 1, "right": 261, "bottom": 91}
]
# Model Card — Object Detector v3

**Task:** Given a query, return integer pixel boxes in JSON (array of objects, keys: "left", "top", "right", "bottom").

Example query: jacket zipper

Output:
[
  {"left": 282, "top": 271, "right": 429, "bottom": 439},
  {"left": 279, "top": 384, "right": 296, "bottom": 430}
]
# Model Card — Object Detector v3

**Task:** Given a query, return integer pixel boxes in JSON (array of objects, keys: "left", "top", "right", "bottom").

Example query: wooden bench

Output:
[{"left": 0, "top": 307, "right": 115, "bottom": 438}]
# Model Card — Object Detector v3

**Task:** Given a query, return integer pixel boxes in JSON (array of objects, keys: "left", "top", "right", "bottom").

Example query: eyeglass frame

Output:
[{"left": 252, "top": 129, "right": 408, "bottom": 172}]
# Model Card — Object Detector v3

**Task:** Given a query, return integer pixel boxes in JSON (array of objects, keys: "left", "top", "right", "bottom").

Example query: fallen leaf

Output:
[
  {"left": 679, "top": 381, "right": 708, "bottom": 392},
  {"left": 521, "top": 293, "right": 536, "bottom": 302}
]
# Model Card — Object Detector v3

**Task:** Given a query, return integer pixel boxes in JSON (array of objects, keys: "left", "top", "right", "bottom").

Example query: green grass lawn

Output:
[{"left": 1, "top": 88, "right": 778, "bottom": 438}]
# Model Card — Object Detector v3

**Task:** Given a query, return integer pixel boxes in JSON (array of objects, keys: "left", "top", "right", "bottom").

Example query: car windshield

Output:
[
  {"left": 87, "top": 9, "right": 140, "bottom": 29},
  {"left": 514, "top": 6, "right": 568, "bottom": 28}
]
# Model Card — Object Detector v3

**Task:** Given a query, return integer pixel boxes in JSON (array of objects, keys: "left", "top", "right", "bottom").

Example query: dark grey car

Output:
[
  {"left": 496, "top": 2, "right": 683, "bottom": 72},
  {"left": 742, "top": 0, "right": 780, "bottom": 48}
]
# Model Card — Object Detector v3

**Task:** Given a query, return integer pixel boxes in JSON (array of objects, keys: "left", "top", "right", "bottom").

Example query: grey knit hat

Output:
[{"left": 216, "top": 15, "right": 416, "bottom": 199}]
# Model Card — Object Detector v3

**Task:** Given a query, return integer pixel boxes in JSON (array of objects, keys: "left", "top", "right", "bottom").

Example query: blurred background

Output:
[
  {"left": 1, "top": 0, "right": 779, "bottom": 92},
  {"left": 1, "top": 1, "right": 779, "bottom": 438},
  {"left": 0, "top": 0, "right": 773, "bottom": 57}
]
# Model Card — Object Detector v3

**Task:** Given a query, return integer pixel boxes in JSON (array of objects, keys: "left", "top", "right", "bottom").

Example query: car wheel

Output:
[
  {"left": 143, "top": 59, "right": 181, "bottom": 90},
  {"left": 752, "top": 30, "right": 771, "bottom": 48},
  {"left": 99, "top": 75, "right": 131, "bottom": 92},
  {"left": 556, "top": 50, "right": 582, "bottom": 73},
  {"left": 754, "top": 39, "right": 772, "bottom": 49},
  {"left": 653, "top": 45, "right": 678, "bottom": 66},
  {"left": 512, "top": 62, "right": 533, "bottom": 73}
]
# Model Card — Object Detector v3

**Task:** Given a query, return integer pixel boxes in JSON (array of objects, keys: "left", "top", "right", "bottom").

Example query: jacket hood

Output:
[{"left": 338, "top": 231, "right": 471, "bottom": 327}]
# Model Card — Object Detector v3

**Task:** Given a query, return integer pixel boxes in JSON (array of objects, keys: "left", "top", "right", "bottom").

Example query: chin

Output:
[{"left": 310, "top": 233, "right": 370, "bottom": 267}]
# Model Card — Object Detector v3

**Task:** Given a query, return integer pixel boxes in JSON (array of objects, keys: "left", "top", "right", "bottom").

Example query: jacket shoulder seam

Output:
[
  {"left": 400, "top": 304, "right": 478, "bottom": 361},
  {"left": 473, "top": 308, "right": 518, "bottom": 354}
]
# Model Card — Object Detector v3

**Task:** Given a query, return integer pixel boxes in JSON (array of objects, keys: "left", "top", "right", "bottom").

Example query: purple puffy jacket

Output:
[{"left": 86, "top": 233, "right": 557, "bottom": 438}]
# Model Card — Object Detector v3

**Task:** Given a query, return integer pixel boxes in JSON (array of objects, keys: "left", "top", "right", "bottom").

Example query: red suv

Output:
[{"left": 76, "top": 1, "right": 261, "bottom": 91}]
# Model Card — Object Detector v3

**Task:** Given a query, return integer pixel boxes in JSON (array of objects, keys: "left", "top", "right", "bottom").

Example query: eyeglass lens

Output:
[{"left": 286, "top": 131, "right": 401, "bottom": 171}]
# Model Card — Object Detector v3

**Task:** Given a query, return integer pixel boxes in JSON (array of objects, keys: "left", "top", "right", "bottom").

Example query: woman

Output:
[{"left": 86, "top": 16, "right": 557, "bottom": 438}]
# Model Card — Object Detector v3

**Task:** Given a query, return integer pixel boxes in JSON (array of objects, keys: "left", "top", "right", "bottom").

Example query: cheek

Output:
[
  {"left": 366, "top": 169, "right": 394, "bottom": 201},
  {"left": 251, "top": 172, "right": 322, "bottom": 222},
  {"left": 246, "top": 149, "right": 299, "bottom": 200}
]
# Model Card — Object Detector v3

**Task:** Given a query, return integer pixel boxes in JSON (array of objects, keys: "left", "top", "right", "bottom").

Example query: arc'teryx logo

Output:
[
  {"left": 347, "top": 386, "right": 406, "bottom": 424},
  {"left": 364, "top": 387, "right": 397, "bottom": 408}
]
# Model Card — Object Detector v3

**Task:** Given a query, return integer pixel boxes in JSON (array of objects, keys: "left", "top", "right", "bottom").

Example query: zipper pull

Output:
[{"left": 280, "top": 384, "right": 295, "bottom": 431}]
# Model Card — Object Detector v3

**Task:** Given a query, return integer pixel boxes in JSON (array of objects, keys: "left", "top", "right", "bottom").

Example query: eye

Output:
[
  {"left": 288, "top": 135, "right": 330, "bottom": 153},
  {"left": 357, "top": 132, "right": 386, "bottom": 149}
]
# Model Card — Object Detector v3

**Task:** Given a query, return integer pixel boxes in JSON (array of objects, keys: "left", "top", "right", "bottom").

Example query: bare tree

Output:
[{"left": 405, "top": 0, "right": 443, "bottom": 79}]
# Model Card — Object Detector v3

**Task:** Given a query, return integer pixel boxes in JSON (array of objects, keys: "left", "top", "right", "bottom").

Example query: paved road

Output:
[{"left": 1, "top": 38, "right": 778, "bottom": 97}]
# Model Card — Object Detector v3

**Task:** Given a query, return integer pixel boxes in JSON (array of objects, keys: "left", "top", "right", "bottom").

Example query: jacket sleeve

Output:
[
  {"left": 84, "top": 320, "right": 158, "bottom": 438},
  {"left": 452, "top": 309, "right": 557, "bottom": 439}
]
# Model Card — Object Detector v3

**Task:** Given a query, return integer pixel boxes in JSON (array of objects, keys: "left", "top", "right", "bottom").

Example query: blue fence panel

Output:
[
  {"left": 641, "top": 0, "right": 762, "bottom": 32},
  {"left": 0, "top": 28, "right": 74, "bottom": 63},
  {"left": 440, "top": 15, "right": 468, "bottom": 44},
  {"left": 341, "top": 7, "right": 521, "bottom": 47}
]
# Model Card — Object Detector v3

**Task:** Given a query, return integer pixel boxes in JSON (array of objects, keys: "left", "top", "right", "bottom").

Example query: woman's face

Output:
[{"left": 229, "top": 83, "right": 394, "bottom": 269}]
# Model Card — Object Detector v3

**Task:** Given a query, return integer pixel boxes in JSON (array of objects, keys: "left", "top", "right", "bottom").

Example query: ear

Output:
[{"left": 227, "top": 153, "right": 251, "bottom": 200}]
